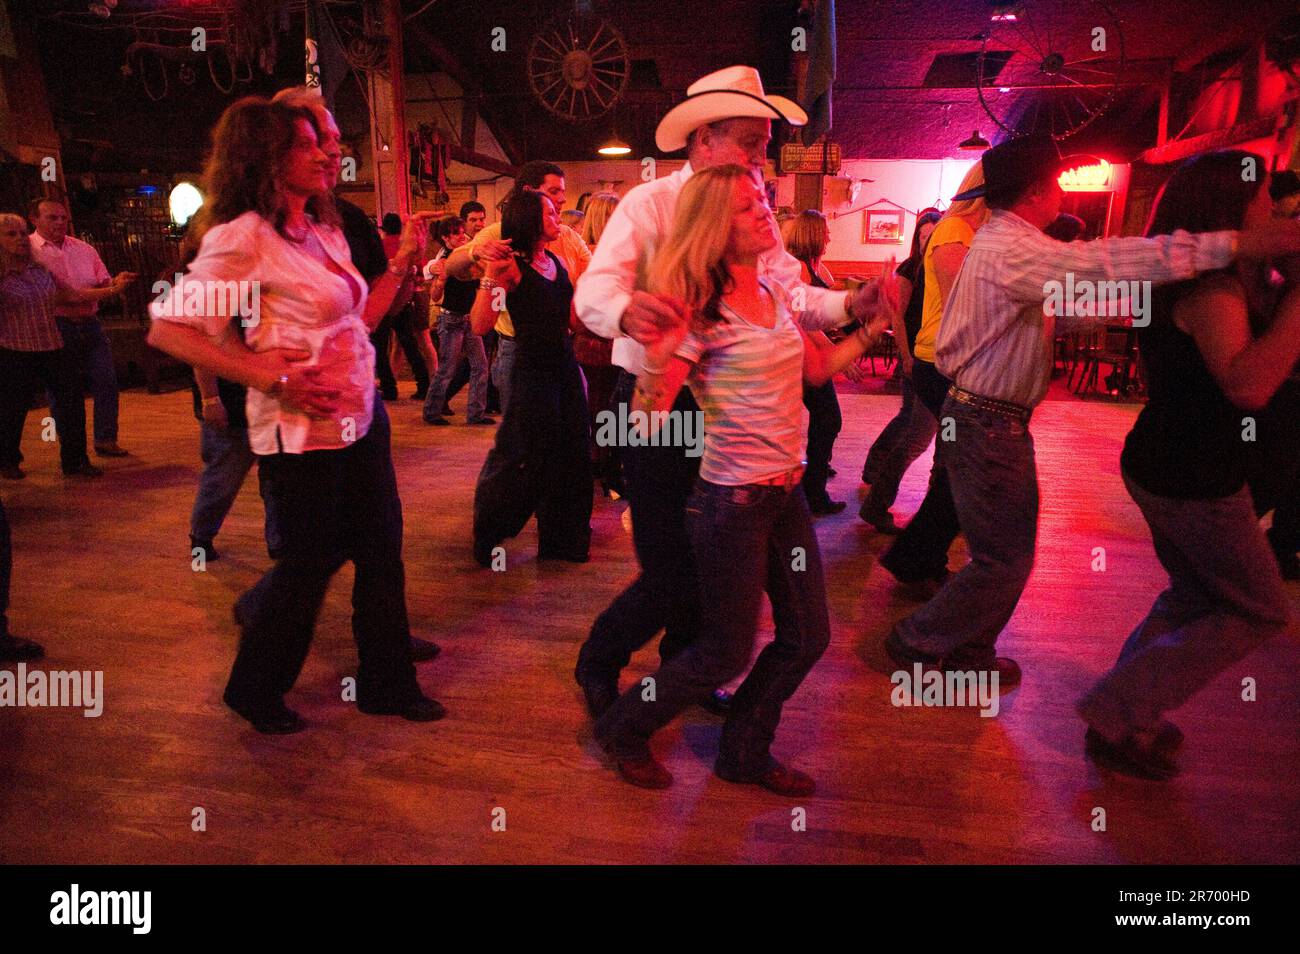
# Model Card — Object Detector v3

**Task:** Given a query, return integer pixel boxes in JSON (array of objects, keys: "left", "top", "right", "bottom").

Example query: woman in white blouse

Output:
[{"left": 148, "top": 96, "right": 442, "bottom": 734}]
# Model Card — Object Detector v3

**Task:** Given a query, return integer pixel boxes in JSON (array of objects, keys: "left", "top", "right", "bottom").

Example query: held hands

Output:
[
  {"left": 639, "top": 295, "right": 691, "bottom": 370},
  {"left": 620, "top": 291, "right": 690, "bottom": 350},
  {"left": 848, "top": 262, "right": 901, "bottom": 327},
  {"left": 109, "top": 271, "right": 138, "bottom": 294},
  {"left": 1237, "top": 218, "right": 1300, "bottom": 260},
  {"left": 474, "top": 237, "right": 514, "bottom": 266}
]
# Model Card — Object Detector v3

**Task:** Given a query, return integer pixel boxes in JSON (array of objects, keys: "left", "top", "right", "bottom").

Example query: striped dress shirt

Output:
[
  {"left": 0, "top": 264, "right": 64, "bottom": 352},
  {"left": 934, "top": 210, "right": 1237, "bottom": 408}
]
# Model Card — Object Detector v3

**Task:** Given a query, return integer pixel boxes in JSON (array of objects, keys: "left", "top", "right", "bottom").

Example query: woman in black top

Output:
[
  {"left": 469, "top": 192, "right": 592, "bottom": 564},
  {"left": 1078, "top": 151, "right": 1300, "bottom": 780},
  {"left": 860, "top": 209, "right": 942, "bottom": 531}
]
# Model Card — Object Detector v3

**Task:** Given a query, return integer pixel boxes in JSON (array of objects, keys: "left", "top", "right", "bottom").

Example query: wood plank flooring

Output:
[{"left": 0, "top": 386, "right": 1296, "bottom": 864}]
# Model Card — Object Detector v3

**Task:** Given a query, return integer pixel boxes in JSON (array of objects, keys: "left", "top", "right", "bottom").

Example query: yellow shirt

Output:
[
  {"left": 913, "top": 215, "right": 975, "bottom": 363},
  {"left": 466, "top": 222, "right": 591, "bottom": 337}
]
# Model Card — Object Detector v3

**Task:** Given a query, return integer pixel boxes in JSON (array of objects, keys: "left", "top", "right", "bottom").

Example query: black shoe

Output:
[
  {"left": 412, "top": 388, "right": 428, "bottom": 401},
  {"left": 808, "top": 497, "right": 848, "bottom": 516},
  {"left": 424, "top": 415, "right": 450, "bottom": 426},
  {"left": 575, "top": 671, "right": 618, "bottom": 718},
  {"left": 410, "top": 636, "right": 441, "bottom": 662},
  {"left": 440, "top": 404, "right": 454, "bottom": 417},
  {"left": 223, "top": 694, "right": 306, "bottom": 735},
  {"left": 357, "top": 693, "right": 447, "bottom": 722},
  {"left": 63, "top": 462, "right": 103, "bottom": 478},
  {"left": 467, "top": 417, "right": 497, "bottom": 426},
  {"left": 380, "top": 388, "right": 399, "bottom": 402},
  {"left": 190, "top": 537, "right": 220, "bottom": 562},
  {"left": 859, "top": 501, "right": 901, "bottom": 534},
  {"left": 1154, "top": 720, "right": 1184, "bottom": 755},
  {"left": 702, "top": 687, "right": 733, "bottom": 715},
  {"left": 473, "top": 537, "right": 497, "bottom": 568},
  {"left": 884, "top": 625, "right": 941, "bottom": 671},
  {"left": 1084, "top": 727, "right": 1178, "bottom": 781},
  {"left": 94, "top": 442, "right": 129, "bottom": 458},
  {"left": 0, "top": 633, "right": 46, "bottom": 662},
  {"left": 879, "top": 546, "right": 948, "bottom": 585}
]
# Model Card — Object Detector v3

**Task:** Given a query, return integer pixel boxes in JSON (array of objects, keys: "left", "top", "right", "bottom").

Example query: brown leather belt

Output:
[
  {"left": 752, "top": 464, "right": 806, "bottom": 489},
  {"left": 948, "top": 386, "right": 1032, "bottom": 423}
]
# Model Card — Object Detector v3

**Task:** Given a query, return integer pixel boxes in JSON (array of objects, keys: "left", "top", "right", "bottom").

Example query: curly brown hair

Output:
[{"left": 187, "top": 95, "right": 339, "bottom": 248}]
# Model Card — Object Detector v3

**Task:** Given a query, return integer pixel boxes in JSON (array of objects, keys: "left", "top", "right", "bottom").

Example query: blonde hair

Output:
[
  {"left": 782, "top": 208, "right": 828, "bottom": 267},
  {"left": 646, "top": 164, "right": 750, "bottom": 327},
  {"left": 942, "top": 160, "right": 990, "bottom": 230},
  {"left": 0, "top": 213, "right": 32, "bottom": 275},
  {"left": 581, "top": 191, "right": 619, "bottom": 248}
]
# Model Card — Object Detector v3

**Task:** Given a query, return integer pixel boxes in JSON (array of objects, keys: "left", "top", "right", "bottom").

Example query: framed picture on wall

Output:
[{"left": 864, "top": 208, "right": 905, "bottom": 244}]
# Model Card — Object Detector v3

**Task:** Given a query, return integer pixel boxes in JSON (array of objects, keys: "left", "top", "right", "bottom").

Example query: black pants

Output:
[
  {"left": 576, "top": 372, "right": 701, "bottom": 681},
  {"left": 226, "top": 402, "right": 418, "bottom": 711},
  {"left": 883, "top": 359, "right": 959, "bottom": 576},
  {"left": 0, "top": 346, "right": 90, "bottom": 472},
  {"left": 371, "top": 303, "right": 429, "bottom": 396},
  {"left": 0, "top": 497, "right": 10, "bottom": 635},
  {"left": 472, "top": 348, "right": 592, "bottom": 558},
  {"left": 800, "top": 379, "right": 842, "bottom": 505}
]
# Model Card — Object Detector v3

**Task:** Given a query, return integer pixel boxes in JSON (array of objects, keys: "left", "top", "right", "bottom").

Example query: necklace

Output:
[{"left": 284, "top": 219, "right": 311, "bottom": 243}]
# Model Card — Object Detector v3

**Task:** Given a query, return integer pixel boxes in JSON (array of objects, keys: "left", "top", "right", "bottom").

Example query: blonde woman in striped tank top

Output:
[{"left": 593, "top": 165, "right": 896, "bottom": 794}]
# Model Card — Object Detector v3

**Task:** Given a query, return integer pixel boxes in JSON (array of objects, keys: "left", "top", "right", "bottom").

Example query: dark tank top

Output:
[
  {"left": 1121, "top": 279, "right": 1250, "bottom": 499},
  {"left": 506, "top": 250, "right": 574, "bottom": 367}
]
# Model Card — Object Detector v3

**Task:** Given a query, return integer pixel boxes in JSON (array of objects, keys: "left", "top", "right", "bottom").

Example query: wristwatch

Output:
[{"left": 265, "top": 373, "right": 289, "bottom": 398}]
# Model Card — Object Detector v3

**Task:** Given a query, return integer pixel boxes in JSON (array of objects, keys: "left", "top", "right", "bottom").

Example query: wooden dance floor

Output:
[{"left": 1, "top": 386, "right": 1297, "bottom": 864}]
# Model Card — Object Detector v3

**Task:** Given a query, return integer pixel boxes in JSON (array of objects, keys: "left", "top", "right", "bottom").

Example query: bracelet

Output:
[
  {"left": 479, "top": 277, "right": 499, "bottom": 291},
  {"left": 201, "top": 396, "right": 221, "bottom": 406},
  {"left": 388, "top": 258, "right": 412, "bottom": 277}
]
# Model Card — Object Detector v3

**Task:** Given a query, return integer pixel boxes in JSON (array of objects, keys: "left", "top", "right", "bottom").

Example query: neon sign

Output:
[{"left": 1059, "top": 159, "right": 1114, "bottom": 192}]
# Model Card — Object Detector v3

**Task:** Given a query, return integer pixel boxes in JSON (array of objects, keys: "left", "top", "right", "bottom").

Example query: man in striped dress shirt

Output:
[{"left": 884, "top": 135, "right": 1300, "bottom": 686}]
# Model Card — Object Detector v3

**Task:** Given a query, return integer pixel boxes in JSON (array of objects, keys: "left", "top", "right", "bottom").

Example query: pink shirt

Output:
[
  {"left": 149, "top": 211, "right": 374, "bottom": 455},
  {"left": 30, "top": 232, "right": 111, "bottom": 320}
]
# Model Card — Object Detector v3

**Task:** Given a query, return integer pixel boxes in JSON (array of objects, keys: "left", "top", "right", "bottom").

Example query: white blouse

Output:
[{"left": 150, "top": 210, "right": 375, "bottom": 455}]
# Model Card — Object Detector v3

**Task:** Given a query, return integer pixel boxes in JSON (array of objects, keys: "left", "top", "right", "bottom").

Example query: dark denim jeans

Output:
[
  {"left": 0, "top": 346, "right": 90, "bottom": 472},
  {"left": 54, "top": 317, "right": 119, "bottom": 445},
  {"left": 0, "top": 497, "right": 10, "bottom": 636},
  {"left": 595, "top": 479, "right": 831, "bottom": 776},
  {"left": 862, "top": 373, "right": 937, "bottom": 513},
  {"left": 882, "top": 359, "right": 959, "bottom": 577},
  {"left": 189, "top": 420, "right": 282, "bottom": 553},
  {"left": 801, "top": 379, "right": 842, "bottom": 506},
  {"left": 894, "top": 395, "right": 1038, "bottom": 666},
  {"left": 576, "top": 371, "right": 702, "bottom": 681},
  {"left": 423, "top": 313, "right": 488, "bottom": 423},
  {"left": 226, "top": 402, "right": 418, "bottom": 711},
  {"left": 1077, "top": 475, "right": 1292, "bottom": 739},
  {"left": 492, "top": 336, "right": 517, "bottom": 415}
]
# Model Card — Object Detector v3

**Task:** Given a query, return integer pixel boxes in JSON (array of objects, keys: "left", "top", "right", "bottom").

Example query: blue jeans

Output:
[
  {"left": 862, "top": 373, "right": 937, "bottom": 513},
  {"left": 423, "top": 313, "right": 488, "bottom": 422},
  {"left": 800, "top": 379, "right": 842, "bottom": 505},
  {"left": 577, "top": 372, "right": 701, "bottom": 680},
  {"left": 227, "top": 401, "right": 418, "bottom": 710},
  {"left": 54, "top": 317, "right": 118, "bottom": 445},
  {"left": 894, "top": 396, "right": 1039, "bottom": 666},
  {"left": 189, "top": 420, "right": 282, "bottom": 553},
  {"left": 595, "top": 480, "right": 831, "bottom": 776},
  {"left": 1077, "top": 474, "right": 1293, "bottom": 739},
  {"left": 493, "top": 336, "right": 517, "bottom": 415}
]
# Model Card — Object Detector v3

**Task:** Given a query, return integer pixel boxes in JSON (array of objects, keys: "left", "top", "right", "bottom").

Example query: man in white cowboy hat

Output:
[{"left": 573, "top": 65, "right": 887, "bottom": 791}]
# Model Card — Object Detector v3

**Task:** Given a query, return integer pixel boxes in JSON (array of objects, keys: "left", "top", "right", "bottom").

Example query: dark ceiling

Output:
[{"left": 21, "top": 0, "right": 1300, "bottom": 174}]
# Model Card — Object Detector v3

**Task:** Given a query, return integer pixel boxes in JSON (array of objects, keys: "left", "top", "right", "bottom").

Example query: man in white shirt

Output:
[
  {"left": 29, "top": 198, "right": 135, "bottom": 458},
  {"left": 885, "top": 134, "right": 1300, "bottom": 688},
  {"left": 571, "top": 65, "right": 886, "bottom": 725}
]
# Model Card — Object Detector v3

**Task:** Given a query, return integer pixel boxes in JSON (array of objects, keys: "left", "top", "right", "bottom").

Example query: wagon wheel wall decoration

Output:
[
  {"left": 527, "top": 14, "right": 630, "bottom": 122},
  {"left": 976, "top": 0, "right": 1127, "bottom": 142}
]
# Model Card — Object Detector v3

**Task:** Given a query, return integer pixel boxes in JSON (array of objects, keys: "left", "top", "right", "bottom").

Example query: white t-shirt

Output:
[
  {"left": 675, "top": 280, "right": 807, "bottom": 485},
  {"left": 150, "top": 211, "right": 374, "bottom": 455}
]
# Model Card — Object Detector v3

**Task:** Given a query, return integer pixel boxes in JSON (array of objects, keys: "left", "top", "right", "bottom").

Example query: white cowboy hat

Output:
[{"left": 655, "top": 65, "right": 807, "bottom": 153}]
